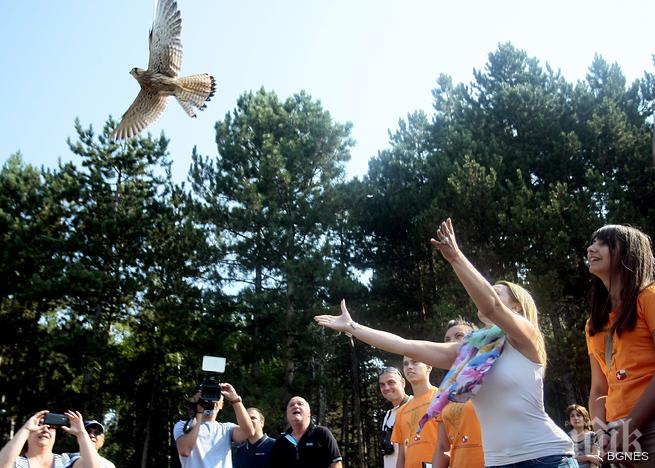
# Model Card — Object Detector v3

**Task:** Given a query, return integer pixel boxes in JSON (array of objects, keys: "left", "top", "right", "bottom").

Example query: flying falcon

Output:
[{"left": 112, "top": 0, "right": 216, "bottom": 140}]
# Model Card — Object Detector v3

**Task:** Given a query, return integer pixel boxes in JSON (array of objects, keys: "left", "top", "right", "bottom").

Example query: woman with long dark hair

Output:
[{"left": 586, "top": 224, "right": 655, "bottom": 465}]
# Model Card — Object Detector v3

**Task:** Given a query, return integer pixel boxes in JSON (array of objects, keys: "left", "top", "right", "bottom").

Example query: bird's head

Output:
[{"left": 130, "top": 67, "right": 145, "bottom": 78}]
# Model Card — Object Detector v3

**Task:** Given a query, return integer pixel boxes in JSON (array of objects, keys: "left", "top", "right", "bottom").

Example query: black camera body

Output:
[
  {"left": 198, "top": 377, "right": 222, "bottom": 409},
  {"left": 191, "top": 356, "right": 227, "bottom": 411},
  {"left": 380, "top": 424, "right": 394, "bottom": 455}
]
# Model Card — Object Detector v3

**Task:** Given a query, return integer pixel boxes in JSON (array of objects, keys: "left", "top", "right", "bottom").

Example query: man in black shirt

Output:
[
  {"left": 270, "top": 396, "right": 342, "bottom": 468},
  {"left": 234, "top": 407, "right": 275, "bottom": 468}
]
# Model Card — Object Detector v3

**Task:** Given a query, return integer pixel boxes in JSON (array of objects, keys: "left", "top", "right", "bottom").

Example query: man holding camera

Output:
[
  {"left": 378, "top": 366, "right": 411, "bottom": 468},
  {"left": 174, "top": 382, "right": 255, "bottom": 468}
]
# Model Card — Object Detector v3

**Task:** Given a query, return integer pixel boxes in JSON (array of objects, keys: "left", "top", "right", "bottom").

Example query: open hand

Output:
[
  {"left": 220, "top": 382, "right": 240, "bottom": 403},
  {"left": 313, "top": 299, "right": 354, "bottom": 333},
  {"left": 430, "top": 218, "right": 461, "bottom": 263},
  {"left": 25, "top": 410, "right": 49, "bottom": 432},
  {"left": 61, "top": 410, "right": 85, "bottom": 438}
]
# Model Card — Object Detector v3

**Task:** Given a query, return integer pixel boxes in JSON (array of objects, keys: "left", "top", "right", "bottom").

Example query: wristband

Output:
[
  {"left": 345, "top": 321, "right": 360, "bottom": 338},
  {"left": 230, "top": 396, "right": 242, "bottom": 404}
]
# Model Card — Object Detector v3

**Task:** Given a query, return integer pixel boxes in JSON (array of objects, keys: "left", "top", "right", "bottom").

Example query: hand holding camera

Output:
[
  {"left": 193, "top": 382, "right": 241, "bottom": 413},
  {"left": 188, "top": 392, "right": 214, "bottom": 416},
  {"left": 219, "top": 383, "right": 241, "bottom": 404},
  {"left": 22, "top": 410, "right": 50, "bottom": 432},
  {"left": 38, "top": 410, "right": 89, "bottom": 440},
  {"left": 193, "top": 356, "right": 231, "bottom": 411},
  {"left": 58, "top": 411, "right": 86, "bottom": 439}
]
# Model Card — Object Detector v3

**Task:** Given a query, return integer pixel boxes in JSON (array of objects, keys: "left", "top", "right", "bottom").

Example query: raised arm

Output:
[
  {"left": 61, "top": 411, "right": 102, "bottom": 468},
  {"left": 314, "top": 300, "right": 460, "bottom": 370},
  {"left": 221, "top": 383, "right": 255, "bottom": 443},
  {"left": 0, "top": 410, "right": 46, "bottom": 468},
  {"left": 176, "top": 394, "right": 206, "bottom": 457},
  {"left": 432, "top": 218, "right": 543, "bottom": 364},
  {"left": 175, "top": 411, "right": 203, "bottom": 457}
]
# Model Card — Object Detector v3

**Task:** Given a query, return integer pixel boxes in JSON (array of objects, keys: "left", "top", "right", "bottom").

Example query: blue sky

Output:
[{"left": 2, "top": 1, "right": 654, "bottom": 182}]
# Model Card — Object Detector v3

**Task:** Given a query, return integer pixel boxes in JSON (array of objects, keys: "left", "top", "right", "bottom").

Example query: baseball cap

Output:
[{"left": 84, "top": 420, "right": 105, "bottom": 433}]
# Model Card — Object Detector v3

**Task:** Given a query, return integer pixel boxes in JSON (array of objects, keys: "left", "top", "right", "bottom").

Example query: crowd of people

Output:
[
  {"left": 170, "top": 383, "right": 343, "bottom": 468},
  {"left": 0, "top": 391, "right": 342, "bottom": 468},
  {"left": 0, "top": 410, "right": 112, "bottom": 468},
  {"left": 2, "top": 220, "right": 654, "bottom": 468},
  {"left": 315, "top": 219, "right": 655, "bottom": 468}
]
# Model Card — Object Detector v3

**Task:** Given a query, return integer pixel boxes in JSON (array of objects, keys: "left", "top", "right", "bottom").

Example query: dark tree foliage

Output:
[
  {"left": 350, "top": 43, "right": 655, "bottom": 429},
  {"left": 187, "top": 88, "right": 373, "bottom": 459},
  {"left": 1, "top": 45, "right": 654, "bottom": 467}
]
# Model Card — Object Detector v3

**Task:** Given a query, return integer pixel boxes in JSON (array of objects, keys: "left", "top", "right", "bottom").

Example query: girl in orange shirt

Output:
[
  {"left": 432, "top": 319, "right": 484, "bottom": 468},
  {"left": 586, "top": 224, "right": 655, "bottom": 465}
]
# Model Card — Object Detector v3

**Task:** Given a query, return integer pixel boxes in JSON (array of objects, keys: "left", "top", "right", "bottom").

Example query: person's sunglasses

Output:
[{"left": 377, "top": 366, "right": 402, "bottom": 377}]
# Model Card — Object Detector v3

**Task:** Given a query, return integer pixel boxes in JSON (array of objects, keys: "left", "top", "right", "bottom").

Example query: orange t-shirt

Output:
[
  {"left": 391, "top": 386, "right": 439, "bottom": 468},
  {"left": 585, "top": 284, "right": 655, "bottom": 421},
  {"left": 441, "top": 400, "right": 484, "bottom": 468}
]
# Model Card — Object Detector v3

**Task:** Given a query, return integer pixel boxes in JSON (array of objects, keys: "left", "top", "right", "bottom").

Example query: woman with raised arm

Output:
[
  {"left": 315, "top": 218, "right": 575, "bottom": 468},
  {"left": 585, "top": 224, "right": 655, "bottom": 464},
  {"left": 0, "top": 410, "right": 101, "bottom": 468}
]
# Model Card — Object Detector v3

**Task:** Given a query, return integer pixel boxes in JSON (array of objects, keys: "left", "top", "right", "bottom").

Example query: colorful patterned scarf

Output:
[{"left": 415, "top": 325, "right": 505, "bottom": 437}]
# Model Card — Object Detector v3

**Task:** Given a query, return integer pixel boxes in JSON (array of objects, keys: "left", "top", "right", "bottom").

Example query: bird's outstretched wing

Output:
[
  {"left": 113, "top": 90, "right": 168, "bottom": 140},
  {"left": 147, "top": 0, "right": 182, "bottom": 77}
]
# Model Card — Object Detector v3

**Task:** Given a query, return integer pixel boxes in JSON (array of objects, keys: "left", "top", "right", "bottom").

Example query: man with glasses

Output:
[
  {"left": 234, "top": 407, "right": 275, "bottom": 468},
  {"left": 65, "top": 420, "right": 116, "bottom": 468},
  {"left": 379, "top": 366, "right": 412, "bottom": 468}
]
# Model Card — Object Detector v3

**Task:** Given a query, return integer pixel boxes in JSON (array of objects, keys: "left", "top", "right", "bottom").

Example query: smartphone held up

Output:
[{"left": 42, "top": 412, "right": 69, "bottom": 427}]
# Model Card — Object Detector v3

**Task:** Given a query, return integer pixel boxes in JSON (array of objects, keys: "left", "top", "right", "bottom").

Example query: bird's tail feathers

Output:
[{"left": 175, "top": 73, "right": 216, "bottom": 118}]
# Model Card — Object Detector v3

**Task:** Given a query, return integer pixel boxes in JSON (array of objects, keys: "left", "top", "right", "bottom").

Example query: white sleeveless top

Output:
[{"left": 472, "top": 342, "right": 573, "bottom": 466}]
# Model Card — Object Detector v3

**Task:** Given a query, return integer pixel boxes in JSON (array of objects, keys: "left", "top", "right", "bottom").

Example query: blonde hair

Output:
[{"left": 495, "top": 281, "right": 547, "bottom": 365}]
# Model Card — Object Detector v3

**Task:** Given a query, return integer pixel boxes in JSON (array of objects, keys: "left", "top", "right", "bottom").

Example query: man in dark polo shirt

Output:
[
  {"left": 270, "top": 396, "right": 342, "bottom": 468},
  {"left": 234, "top": 407, "right": 275, "bottom": 468}
]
